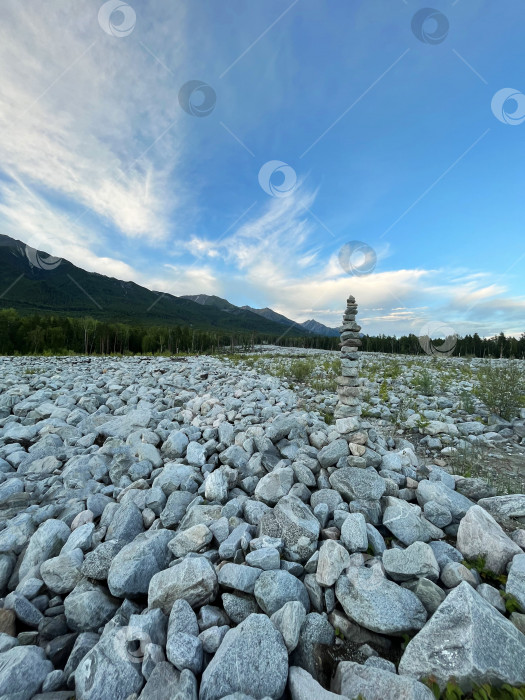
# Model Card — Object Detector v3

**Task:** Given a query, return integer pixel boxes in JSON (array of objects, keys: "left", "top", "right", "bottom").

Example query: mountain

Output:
[
  {"left": 186, "top": 297, "right": 339, "bottom": 338},
  {"left": 300, "top": 319, "right": 340, "bottom": 337},
  {"left": 0, "top": 236, "right": 312, "bottom": 336}
]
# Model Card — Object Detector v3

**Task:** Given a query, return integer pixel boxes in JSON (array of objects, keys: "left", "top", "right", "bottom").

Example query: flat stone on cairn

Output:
[{"left": 334, "top": 296, "right": 366, "bottom": 451}]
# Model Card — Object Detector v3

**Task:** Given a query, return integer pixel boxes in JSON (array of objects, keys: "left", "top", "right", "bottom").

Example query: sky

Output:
[{"left": 1, "top": 0, "right": 524, "bottom": 338}]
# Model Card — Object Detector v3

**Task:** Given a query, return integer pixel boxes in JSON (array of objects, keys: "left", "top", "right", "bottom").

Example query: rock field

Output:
[{"left": 0, "top": 350, "right": 524, "bottom": 700}]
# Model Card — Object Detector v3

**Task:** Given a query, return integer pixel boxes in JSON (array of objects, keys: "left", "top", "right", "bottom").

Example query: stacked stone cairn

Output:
[{"left": 334, "top": 295, "right": 368, "bottom": 461}]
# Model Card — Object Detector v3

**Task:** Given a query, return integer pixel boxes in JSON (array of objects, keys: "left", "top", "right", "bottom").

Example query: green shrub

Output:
[
  {"left": 414, "top": 369, "right": 435, "bottom": 396},
  {"left": 475, "top": 362, "right": 525, "bottom": 420}
]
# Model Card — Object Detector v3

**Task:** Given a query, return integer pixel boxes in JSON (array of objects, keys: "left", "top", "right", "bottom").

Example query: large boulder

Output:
[
  {"left": 335, "top": 566, "right": 427, "bottom": 635},
  {"left": 64, "top": 580, "right": 120, "bottom": 631},
  {"left": 199, "top": 614, "right": 288, "bottom": 700},
  {"left": 260, "top": 495, "right": 320, "bottom": 563},
  {"left": 382, "top": 542, "right": 440, "bottom": 582},
  {"left": 383, "top": 497, "right": 444, "bottom": 545},
  {"left": 329, "top": 467, "right": 386, "bottom": 501},
  {"left": 0, "top": 645, "right": 53, "bottom": 700},
  {"left": 507, "top": 553, "right": 525, "bottom": 612},
  {"left": 75, "top": 627, "right": 144, "bottom": 699},
  {"left": 254, "top": 569, "right": 310, "bottom": 616},
  {"left": 416, "top": 480, "right": 474, "bottom": 521},
  {"left": 107, "top": 530, "right": 173, "bottom": 598},
  {"left": 398, "top": 581, "right": 525, "bottom": 691},
  {"left": 148, "top": 556, "right": 218, "bottom": 614},
  {"left": 456, "top": 505, "right": 522, "bottom": 574},
  {"left": 332, "top": 661, "right": 435, "bottom": 700},
  {"left": 18, "top": 519, "right": 70, "bottom": 580}
]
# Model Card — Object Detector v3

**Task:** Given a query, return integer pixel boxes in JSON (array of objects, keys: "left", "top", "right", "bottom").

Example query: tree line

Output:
[{"left": 0, "top": 309, "right": 524, "bottom": 358}]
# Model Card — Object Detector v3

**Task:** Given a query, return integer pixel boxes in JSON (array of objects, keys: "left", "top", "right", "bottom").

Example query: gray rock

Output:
[
  {"left": 270, "top": 601, "right": 307, "bottom": 653},
  {"left": 63, "top": 632, "right": 100, "bottom": 683},
  {"left": 161, "top": 431, "right": 189, "bottom": 459},
  {"left": 141, "top": 643, "right": 165, "bottom": 680},
  {"left": 366, "top": 523, "right": 386, "bottom": 555},
  {"left": 166, "top": 631, "right": 202, "bottom": 674},
  {"left": 329, "top": 467, "right": 386, "bottom": 501},
  {"left": 4, "top": 591, "right": 43, "bottom": 627},
  {"left": 441, "top": 562, "right": 479, "bottom": 588},
  {"left": 61, "top": 523, "right": 94, "bottom": 553},
  {"left": 0, "top": 645, "right": 53, "bottom": 700},
  {"left": 255, "top": 467, "right": 294, "bottom": 505},
  {"left": 64, "top": 580, "right": 119, "bottom": 631},
  {"left": 262, "top": 495, "right": 320, "bottom": 563},
  {"left": 105, "top": 502, "right": 144, "bottom": 544},
  {"left": 199, "top": 614, "right": 288, "bottom": 700},
  {"left": 383, "top": 497, "right": 444, "bottom": 546},
  {"left": 364, "top": 656, "right": 397, "bottom": 673},
  {"left": 288, "top": 666, "right": 342, "bottom": 700},
  {"left": 416, "top": 480, "right": 474, "bottom": 521},
  {"left": 333, "top": 661, "right": 435, "bottom": 700},
  {"left": 198, "top": 625, "right": 229, "bottom": 653},
  {"left": 310, "top": 489, "right": 343, "bottom": 514},
  {"left": 317, "top": 439, "right": 349, "bottom": 468},
  {"left": 218, "top": 523, "right": 252, "bottom": 560},
  {"left": 75, "top": 626, "right": 144, "bottom": 699},
  {"left": 316, "top": 540, "right": 351, "bottom": 587},
  {"left": 428, "top": 541, "right": 463, "bottom": 570},
  {"left": 186, "top": 441, "right": 207, "bottom": 467},
  {"left": 0, "top": 633, "right": 18, "bottom": 653},
  {"left": 18, "top": 519, "right": 70, "bottom": 580},
  {"left": 160, "top": 491, "right": 195, "bottom": 529},
  {"left": 399, "top": 582, "right": 525, "bottom": 691},
  {"left": 382, "top": 542, "right": 440, "bottom": 582},
  {"left": 218, "top": 563, "right": 262, "bottom": 595},
  {"left": 168, "top": 524, "right": 212, "bottom": 558},
  {"left": 403, "top": 578, "right": 446, "bottom": 614},
  {"left": 423, "top": 501, "right": 452, "bottom": 529},
  {"left": 340, "top": 513, "right": 368, "bottom": 553},
  {"left": 456, "top": 505, "right": 522, "bottom": 574},
  {"left": 40, "top": 548, "right": 83, "bottom": 594},
  {"left": 204, "top": 470, "right": 229, "bottom": 503},
  {"left": 254, "top": 569, "right": 310, "bottom": 616},
  {"left": 42, "top": 668, "right": 65, "bottom": 692},
  {"left": 335, "top": 567, "right": 427, "bottom": 635},
  {"left": 477, "top": 583, "right": 506, "bottom": 613},
  {"left": 289, "top": 612, "right": 335, "bottom": 683},
  {"left": 108, "top": 530, "right": 173, "bottom": 598},
  {"left": 148, "top": 556, "right": 218, "bottom": 614},
  {"left": 507, "top": 553, "right": 525, "bottom": 612},
  {"left": 137, "top": 661, "right": 182, "bottom": 700},
  {"left": 81, "top": 540, "right": 121, "bottom": 580},
  {"left": 221, "top": 593, "right": 259, "bottom": 624},
  {"left": 478, "top": 494, "right": 525, "bottom": 520},
  {"left": 245, "top": 547, "right": 280, "bottom": 571}
]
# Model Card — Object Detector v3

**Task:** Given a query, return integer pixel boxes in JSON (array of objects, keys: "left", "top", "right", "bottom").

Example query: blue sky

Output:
[{"left": 1, "top": 0, "right": 524, "bottom": 336}]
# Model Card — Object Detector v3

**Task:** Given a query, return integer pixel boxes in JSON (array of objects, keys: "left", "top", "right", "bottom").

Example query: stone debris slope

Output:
[{"left": 0, "top": 329, "right": 524, "bottom": 698}]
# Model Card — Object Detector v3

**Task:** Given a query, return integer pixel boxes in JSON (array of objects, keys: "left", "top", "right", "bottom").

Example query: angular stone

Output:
[
  {"left": 332, "top": 661, "right": 435, "bottom": 700},
  {"left": 254, "top": 569, "right": 310, "bottom": 616},
  {"left": 416, "top": 480, "right": 474, "bottom": 521},
  {"left": 316, "top": 540, "right": 351, "bottom": 587},
  {"left": 218, "top": 563, "right": 262, "bottom": 595},
  {"left": 399, "top": 582, "right": 525, "bottom": 691},
  {"left": 382, "top": 542, "right": 440, "bottom": 582},
  {"left": 270, "top": 601, "right": 307, "bottom": 653},
  {"left": 335, "top": 567, "right": 427, "bottom": 635},
  {"left": 329, "top": 468, "right": 386, "bottom": 501},
  {"left": 289, "top": 665, "right": 342, "bottom": 700},
  {"left": 318, "top": 439, "right": 349, "bottom": 468},
  {"left": 290, "top": 612, "right": 335, "bottom": 684},
  {"left": 262, "top": 495, "right": 320, "bottom": 563},
  {"left": 340, "top": 513, "right": 368, "bottom": 553},
  {"left": 64, "top": 580, "right": 119, "bottom": 631},
  {"left": 75, "top": 626, "right": 144, "bottom": 699},
  {"left": 148, "top": 556, "right": 218, "bottom": 614},
  {"left": 199, "top": 614, "right": 288, "bottom": 700},
  {"left": 18, "top": 519, "right": 70, "bottom": 580},
  {"left": 40, "top": 549, "right": 83, "bottom": 594},
  {"left": 383, "top": 497, "right": 444, "bottom": 546},
  {"left": 168, "top": 524, "right": 212, "bottom": 559},
  {"left": 108, "top": 530, "right": 173, "bottom": 598},
  {"left": 507, "top": 553, "right": 525, "bottom": 612},
  {"left": 255, "top": 467, "right": 294, "bottom": 506},
  {"left": 0, "top": 645, "right": 53, "bottom": 700},
  {"left": 456, "top": 505, "right": 522, "bottom": 574}
]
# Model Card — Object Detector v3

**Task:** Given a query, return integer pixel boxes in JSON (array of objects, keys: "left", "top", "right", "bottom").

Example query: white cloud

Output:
[{"left": 0, "top": 0, "right": 186, "bottom": 243}]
